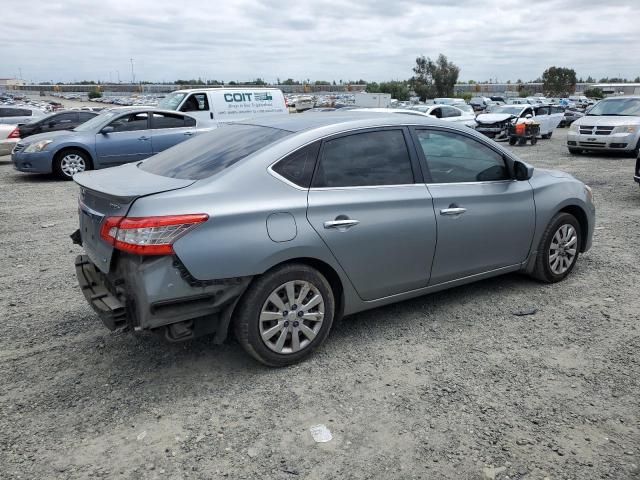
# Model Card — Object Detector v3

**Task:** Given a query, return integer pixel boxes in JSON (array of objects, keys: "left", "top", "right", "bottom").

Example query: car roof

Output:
[
  {"left": 237, "top": 111, "right": 447, "bottom": 133},
  {"left": 171, "top": 87, "right": 278, "bottom": 94}
]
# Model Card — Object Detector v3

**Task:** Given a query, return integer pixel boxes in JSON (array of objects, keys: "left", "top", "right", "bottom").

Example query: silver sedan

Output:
[{"left": 73, "top": 113, "right": 595, "bottom": 366}]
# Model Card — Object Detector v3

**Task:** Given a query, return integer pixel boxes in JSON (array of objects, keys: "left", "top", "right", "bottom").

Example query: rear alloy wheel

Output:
[
  {"left": 531, "top": 212, "right": 581, "bottom": 283},
  {"left": 234, "top": 264, "right": 335, "bottom": 366},
  {"left": 54, "top": 149, "right": 91, "bottom": 180}
]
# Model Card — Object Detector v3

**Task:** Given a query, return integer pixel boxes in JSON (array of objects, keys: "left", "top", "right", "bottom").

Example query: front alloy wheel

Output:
[
  {"left": 548, "top": 224, "right": 578, "bottom": 275},
  {"left": 60, "top": 153, "right": 86, "bottom": 177}
]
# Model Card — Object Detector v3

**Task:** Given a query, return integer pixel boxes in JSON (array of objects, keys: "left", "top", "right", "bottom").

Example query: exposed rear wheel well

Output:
[{"left": 559, "top": 205, "right": 589, "bottom": 252}]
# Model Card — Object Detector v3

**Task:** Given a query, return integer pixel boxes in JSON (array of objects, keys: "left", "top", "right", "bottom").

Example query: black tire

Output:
[
  {"left": 518, "top": 138, "right": 527, "bottom": 146},
  {"left": 531, "top": 212, "right": 581, "bottom": 283},
  {"left": 53, "top": 149, "right": 92, "bottom": 180},
  {"left": 630, "top": 139, "right": 640, "bottom": 158},
  {"left": 531, "top": 136, "right": 538, "bottom": 145},
  {"left": 508, "top": 137, "right": 517, "bottom": 146},
  {"left": 568, "top": 147, "right": 582, "bottom": 155},
  {"left": 547, "top": 131, "right": 553, "bottom": 139},
  {"left": 234, "top": 264, "right": 335, "bottom": 367}
]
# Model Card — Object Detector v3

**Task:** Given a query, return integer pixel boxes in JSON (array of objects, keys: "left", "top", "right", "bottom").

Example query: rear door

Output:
[
  {"left": 412, "top": 127, "right": 535, "bottom": 285},
  {"left": 94, "top": 111, "right": 152, "bottom": 165},
  {"left": 306, "top": 128, "right": 437, "bottom": 301},
  {"left": 149, "top": 112, "right": 197, "bottom": 154},
  {"left": 548, "top": 105, "right": 565, "bottom": 131}
]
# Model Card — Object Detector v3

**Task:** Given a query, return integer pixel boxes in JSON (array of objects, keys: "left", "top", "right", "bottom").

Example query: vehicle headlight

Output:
[
  {"left": 24, "top": 139, "right": 53, "bottom": 153},
  {"left": 584, "top": 185, "right": 593, "bottom": 203},
  {"left": 614, "top": 125, "right": 637, "bottom": 134},
  {"left": 569, "top": 123, "right": 580, "bottom": 132}
]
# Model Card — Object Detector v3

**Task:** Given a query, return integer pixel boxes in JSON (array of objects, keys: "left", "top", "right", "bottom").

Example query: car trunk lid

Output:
[{"left": 74, "top": 163, "right": 195, "bottom": 273}]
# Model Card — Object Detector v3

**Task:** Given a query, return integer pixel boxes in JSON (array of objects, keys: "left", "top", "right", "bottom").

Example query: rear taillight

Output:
[
  {"left": 8, "top": 127, "right": 20, "bottom": 139},
  {"left": 100, "top": 214, "right": 209, "bottom": 256}
]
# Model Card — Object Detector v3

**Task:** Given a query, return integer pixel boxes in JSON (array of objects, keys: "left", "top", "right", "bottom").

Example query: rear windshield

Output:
[{"left": 139, "top": 124, "right": 291, "bottom": 180}]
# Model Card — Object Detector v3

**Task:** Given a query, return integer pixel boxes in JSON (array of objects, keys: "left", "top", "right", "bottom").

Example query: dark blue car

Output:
[{"left": 12, "top": 107, "right": 201, "bottom": 179}]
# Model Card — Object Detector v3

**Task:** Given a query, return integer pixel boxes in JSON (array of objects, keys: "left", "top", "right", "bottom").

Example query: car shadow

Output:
[{"left": 9, "top": 171, "right": 61, "bottom": 183}]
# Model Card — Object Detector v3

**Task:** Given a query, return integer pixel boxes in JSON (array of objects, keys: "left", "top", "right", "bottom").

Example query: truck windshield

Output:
[
  {"left": 139, "top": 124, "right": 292, "bottom": 180},
  {"left": 158, "top": 92, "right": 186, "bottom": 110},
  {"left": 587, "top": 98, "right": 640, "bottom": 116}
]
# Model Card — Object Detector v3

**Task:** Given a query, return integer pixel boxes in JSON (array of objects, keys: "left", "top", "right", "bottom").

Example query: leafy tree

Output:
[
  {"left": 379, "top": 81, "right": 410, "bottom": 101},
  {"left": 366, "top": 82, "right": 380, "bottom": 93},
  {"left": 314, "top": 80, "right": 331, "bottom": 85},
  {"left": 585, "top": 76, "right": 595, "bottom": 83},
  {"left": 583, "top": 87, "right": 604, "bottom": 98},
  {"left": 411, "top": 54, "right": 459, "bottom": 100},
  {"left": 281, "top": 78, "right": 300, "bottom": 85},
  {"left": 88, "top": 87, "right": 102, "bottom": 99},
  {"left": 634, "top": 76, "right": 640, "bottom": 83},
  {"left": 542, "top": 67, "right": 577, "bottom": 96}
]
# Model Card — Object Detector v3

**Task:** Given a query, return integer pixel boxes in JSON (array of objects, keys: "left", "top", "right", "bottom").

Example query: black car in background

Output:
[{"left": 18, "top": 110, "right": 98, "bottom": 139}]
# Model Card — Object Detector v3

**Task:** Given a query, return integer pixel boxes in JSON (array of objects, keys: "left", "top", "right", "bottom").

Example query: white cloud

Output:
[{"left": 1, "top": 0, "right": 638, "bottom": 83}]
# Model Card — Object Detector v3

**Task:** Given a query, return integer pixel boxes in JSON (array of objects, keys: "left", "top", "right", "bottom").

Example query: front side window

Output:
[
  {"left": 312, "top": 130, "right": 414, "bottom": 188},
  {"left": 272, "top": 142, "right": 320, "bottom": 188},
  {"left": 416, "top": 129, "right": 509, "bottom": 183},
  {"left": 108, "top": 112, "right": 149, "bottom": 132},
  {"left": 180, "top": 93, "right": 209, "bottom": 112},
  {"left": 536, "top": 106, "right": 550, "bottom": 116},
  {"left": 442, "top": 106, "right": 461, "bottom": 118}
]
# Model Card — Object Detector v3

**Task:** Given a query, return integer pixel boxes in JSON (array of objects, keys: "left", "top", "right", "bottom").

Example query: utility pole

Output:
[
  {"left": 19, "top": 68, "right": 23, "bottom": 80},
  {"left": 130, "top": 58, "right": 135, "bottom": 85},
  {"left": 116, "top": 70, "right": 120, "bottom": 83}
]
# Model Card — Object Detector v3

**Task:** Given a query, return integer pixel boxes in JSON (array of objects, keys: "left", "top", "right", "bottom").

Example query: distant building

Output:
[
  {"left": 591, "top": 83, "right": 640, "bottom": 96},
  {"left": 0, "top": 78, "right": 27, "bottom": 88}
]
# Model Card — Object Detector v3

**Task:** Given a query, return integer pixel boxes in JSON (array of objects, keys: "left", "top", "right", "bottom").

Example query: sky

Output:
[{"left": 1, "top": 0, "right": 639, "bottom": 84}]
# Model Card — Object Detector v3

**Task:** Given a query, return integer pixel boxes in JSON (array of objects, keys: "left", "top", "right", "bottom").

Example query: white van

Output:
[{"left": 158, "top": 88, "right": 288, "bottom": 127}]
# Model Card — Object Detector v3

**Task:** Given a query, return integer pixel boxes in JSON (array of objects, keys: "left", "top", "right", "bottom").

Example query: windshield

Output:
[
  {"left": 158, "top": 92, "right": 186, "bottom": 110},
  {"left": 490, "top": 106, "right": 522, "bottom": 115},
  {"left": 139, "top": 124, "right": 292, "bottom": 180},
  {"left": 587, "top": 98, "right": 640, "bottom": 116},
  {"left": 73, "top": 111, "right": 118, "bottom": 132}
]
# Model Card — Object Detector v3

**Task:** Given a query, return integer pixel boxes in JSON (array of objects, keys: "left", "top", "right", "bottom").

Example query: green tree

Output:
[
  {"left": 314, "top": 80, "right": 331, "bottom": 85},
  {"left": 583, "top": 87, "right": 604, "bottom": 98},
  {"left": 281, "top": 78, "right": 299, "bottom": 85},
  {"left": 410, "top": 54, "right": 459, "bottom": 100},
  {"left": 379, "top": 81, "right": 410, "bottom": 101},
  {"left": 542, "top": 67, "right": 577, "bottom": 96},
  {"left": 585, "top": 76, "right": 595, "bottom": 83}
]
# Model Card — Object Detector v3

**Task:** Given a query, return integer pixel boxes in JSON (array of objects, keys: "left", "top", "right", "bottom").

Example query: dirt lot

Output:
[{"left": 1, "top": 129, "right": 639, "bottom": 480}]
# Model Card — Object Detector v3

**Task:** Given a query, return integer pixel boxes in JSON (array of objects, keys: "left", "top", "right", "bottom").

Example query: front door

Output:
[
  {"left": 95, "top": 111, "right": 153, "bottom": 165},
  {"left": 178, "top": 92, "right": 212, "bottom": 124},
  {"left": 306, "top": 128, "right": 437, "bottom": 301},
  {"left": 412, "top": 127, "right": 535, "bottom": 285},
  {"left": 534, "top": 106, "right": 551, "bottom": 135}
]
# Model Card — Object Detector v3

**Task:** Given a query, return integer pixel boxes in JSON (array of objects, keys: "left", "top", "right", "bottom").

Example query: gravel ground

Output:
[{"left": 1, "top": 129, "right": 639, "bottom": 480}]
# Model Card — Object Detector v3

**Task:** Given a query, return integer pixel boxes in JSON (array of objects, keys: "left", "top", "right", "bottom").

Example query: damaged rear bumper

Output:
[{"left": 74, "top": 254, "right": 252, "bottom": 342}]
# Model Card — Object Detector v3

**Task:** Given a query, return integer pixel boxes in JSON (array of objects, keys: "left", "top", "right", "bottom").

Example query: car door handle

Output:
[
  {"left": 183, "top": 131, "right": 194, "bottom": 136},
  {"left": 138, "top": 136, "right": 150, "bottom": 141},
  {"left": 440, "top": 207, "right": 467, "bottom": 216},
  {"left": 323, "top": 219, "right": 360, "bottom": 229}
]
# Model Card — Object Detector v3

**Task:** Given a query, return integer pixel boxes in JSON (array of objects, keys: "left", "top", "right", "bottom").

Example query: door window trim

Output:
[{"left": 409, "top": 125, "right": 516, "bottom": 184}]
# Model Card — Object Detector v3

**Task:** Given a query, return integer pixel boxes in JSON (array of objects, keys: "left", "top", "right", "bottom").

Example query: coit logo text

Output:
[{"left": 224, "top": 93, "right": 253, "bottom": 102}]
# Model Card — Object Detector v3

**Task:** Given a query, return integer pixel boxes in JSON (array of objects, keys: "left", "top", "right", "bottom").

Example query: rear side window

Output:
[
  {"left": 139, "top": 124, "right": 291, "bottom": 180},
  {"left": 312, "top": 130, "right": 414, "bottom": 188},
  {"left": 151, "top": 112, "right": 188, "bottom": 129},
  {"left": 108, "top": 112, "right": 149, "bottom": 132},
  {"left": 78, "top": 112, "right": 97, "bottom": 122},
  {"left": 272, "top": 142, "right": 320, "bottom": 188}
]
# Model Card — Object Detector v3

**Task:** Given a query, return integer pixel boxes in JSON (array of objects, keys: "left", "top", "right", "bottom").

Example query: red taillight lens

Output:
[
  {"left": 8, "top": 127, "right": 21, "bottom": 139},
  {"left": 100, "top": 214, "right": 208, "bottom": 256}
]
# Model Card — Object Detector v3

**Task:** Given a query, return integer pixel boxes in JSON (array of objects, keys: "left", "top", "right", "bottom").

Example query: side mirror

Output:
[
  {"left": 101, "top": 126, "right": 115, "bottom": 134},
  {"left": 514, "top": 160, "right": 534, "bottom": 181}
]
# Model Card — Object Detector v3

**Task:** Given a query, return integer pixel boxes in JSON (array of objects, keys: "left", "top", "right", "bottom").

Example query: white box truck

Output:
[{"left": 353, "top": 92, "right": 392, "bottom": 108}]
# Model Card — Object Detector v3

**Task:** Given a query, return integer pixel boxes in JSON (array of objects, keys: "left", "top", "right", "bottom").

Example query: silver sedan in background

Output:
[{"left": 73, "top": 113, "right": 595, "bottom": 366}]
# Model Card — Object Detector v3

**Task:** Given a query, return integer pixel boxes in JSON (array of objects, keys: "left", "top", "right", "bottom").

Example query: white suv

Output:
[{"left": 567, "top": 96, "right": 640, "bottom": 156}]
